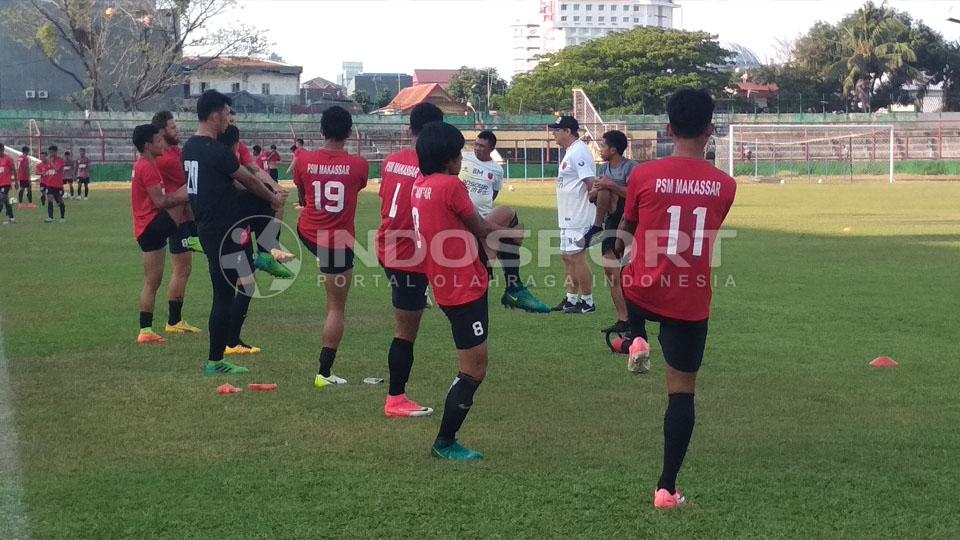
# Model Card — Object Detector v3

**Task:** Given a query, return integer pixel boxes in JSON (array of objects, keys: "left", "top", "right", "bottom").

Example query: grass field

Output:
[{"left": 1, "top": 182, "right": 959, "bottom": 538}]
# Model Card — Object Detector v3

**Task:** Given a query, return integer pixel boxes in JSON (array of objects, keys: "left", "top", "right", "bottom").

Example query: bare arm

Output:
[
  {"left": 147, "top": 185, "right": 188, "bottom": 209},
  {"left": 614, "top": 218, "right": 638, "bottom": 258},
  {"left": 462, "top": 211, "right": 524, "bottom": 246}
]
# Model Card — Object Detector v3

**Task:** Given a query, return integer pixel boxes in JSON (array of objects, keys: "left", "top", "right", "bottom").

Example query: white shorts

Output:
[{"left": 560, "top": 226, "right": 590, "bottom": 254}]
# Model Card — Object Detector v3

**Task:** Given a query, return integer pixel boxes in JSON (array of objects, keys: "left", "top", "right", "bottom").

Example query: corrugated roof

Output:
[
  {"left": 379, "top": 84, "right": 470, "bottom": 115},
  {"left": 183, "top": 56, "right": 302, "bottom": 74}
]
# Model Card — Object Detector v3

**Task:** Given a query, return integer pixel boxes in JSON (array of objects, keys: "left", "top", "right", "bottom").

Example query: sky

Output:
[{"left": 226, "top": 0, "right": 959, "bottom": 83}]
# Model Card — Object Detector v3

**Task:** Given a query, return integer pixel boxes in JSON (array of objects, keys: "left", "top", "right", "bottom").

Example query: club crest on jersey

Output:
[
  {"left": 561, "top": 162, "right": 568, "bottom": 170},
  {"left": 577, "top": 161, "right": 585, "bottom": 167},
  {"left": 487, "top": 172, "right": 494, "bottom": 180}
]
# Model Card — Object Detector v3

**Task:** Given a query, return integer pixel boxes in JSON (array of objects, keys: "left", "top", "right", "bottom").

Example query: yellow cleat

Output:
[
  {"left": 270, "top": 248, "right": 296, "bottom": 263},
  {"left": 225, "top": 344, "right": 261, "bottom": 355},
  {"left": 165, "top": 320, "right": 202, "bottom": 334}
]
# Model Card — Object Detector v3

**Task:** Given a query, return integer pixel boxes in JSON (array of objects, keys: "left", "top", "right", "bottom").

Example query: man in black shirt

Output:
[{"left": 181, "top": 90, "right": 286, "bottom": 375}]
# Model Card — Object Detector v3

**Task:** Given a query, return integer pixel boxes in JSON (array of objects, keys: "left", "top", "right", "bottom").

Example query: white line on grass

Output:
[{"left": 0, "top": 323, "right": 29, "bottom": 539}]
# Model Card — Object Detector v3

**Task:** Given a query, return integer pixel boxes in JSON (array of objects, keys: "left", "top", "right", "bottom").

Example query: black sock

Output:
[
  {"left": 69, "top": 184, "right": 74, "bottom": 197},
  {"left": 168, "top": 300, "right": 184, "bottom": 326},
  {"left": 47, "top": 200, "right": 53, "bottom": 218},
  {"left": 498, "top": 248, "right": 522, "bottom": 291},
  {"left": 658, "top": 393, "right": 695, "bottom": 494},
  {"left": 59, "top": 202, "right": 65, "bottom": 219},
  {"left": 226, "top": 292, "right": 252, "bottom": 346},
  {"left": 139, "top": 311, "right": 153, "bottom": 330},
  {"left": 318, "top": 347, "right": 337, "bottom": 377},
  {"left": 188, "top": 221, "right": 198, "bottom": 236},
  {"left": 26, "top": 188, "right": 32, "bottom": 203},
  {"left": 435, "top": 373, "right": 482, "bottom": 446},
  {"left": 387, "top": 338, "right": 415, "bottom": 396}
]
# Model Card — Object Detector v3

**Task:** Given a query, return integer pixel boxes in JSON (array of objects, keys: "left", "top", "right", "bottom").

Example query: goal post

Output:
[{"left": 717, "top": 124, "right": 895, "bottom": 184}]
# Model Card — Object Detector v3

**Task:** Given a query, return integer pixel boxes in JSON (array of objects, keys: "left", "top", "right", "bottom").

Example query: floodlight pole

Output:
[
  {"left": 888, "top": 127, "right": 895, "bottom": 184},
  {"left": 728, "top": 125, "right": 735, "bottom": 178}
]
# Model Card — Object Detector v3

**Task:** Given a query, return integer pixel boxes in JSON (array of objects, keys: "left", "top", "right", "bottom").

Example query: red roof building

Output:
[
  {"left": 377, "top": 84, "right": 471, "bottom": 115},
  {"left": 412, "top": 69, "right": 460, "bottom": 90}
]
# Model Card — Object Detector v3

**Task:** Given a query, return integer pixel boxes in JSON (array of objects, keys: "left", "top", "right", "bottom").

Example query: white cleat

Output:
[{"left": 314, "top": 373, "right": 347, "bottom": 388}]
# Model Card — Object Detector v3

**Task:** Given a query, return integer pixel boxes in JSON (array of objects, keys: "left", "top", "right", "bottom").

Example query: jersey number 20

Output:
[{"left": 184, "top": 160, "right": 199, "bottom": 195}]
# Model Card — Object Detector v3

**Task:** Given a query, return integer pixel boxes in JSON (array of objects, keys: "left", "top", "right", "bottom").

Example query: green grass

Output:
[
  {"left": 733, "top": 160, "right": 960, "bottom": 178},
  {"left": 1, "top": 183, "right": 959, "bottom": 538}
]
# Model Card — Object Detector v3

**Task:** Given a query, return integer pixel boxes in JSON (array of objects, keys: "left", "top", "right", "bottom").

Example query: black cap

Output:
[{"left": 548, "top": 115, "right": 579, "bottom": 132}]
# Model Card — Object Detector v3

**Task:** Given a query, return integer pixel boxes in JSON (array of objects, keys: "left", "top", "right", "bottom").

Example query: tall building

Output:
[
  {"left": 512, "top": 0, "right": 679, "bottom": 76},
  {"left": 338, "top": 62, "right": 364, "bottom": 88}
]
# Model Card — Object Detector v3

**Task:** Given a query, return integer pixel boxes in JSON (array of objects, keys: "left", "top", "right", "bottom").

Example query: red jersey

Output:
[
  {"left": 37, "top": 162, "right": 48, "bottom": 186},
  {"left": 16, "top": 155, "right": 30, "bottom": 181},
  {"left": 155, "top": 146, "right": 185, "bottom": 192},
  {"left": 76, "top": 156, "right": 91, "bottom": 178},
  {"left": 0, "top": 156, "right": 15, "bottom": 187},
  {"left": 410, "top": 173, "right": 488, "bottom": 308},
  {"left": 44, "top": 157, "right": 65, "bottom": 188},
  {"left": 267, "top": 150, "right": 281, "bottom": 167},
  {"left": 130, "top": 157, "right": 165, "bottom": 240},
  {"left": 295, "top": 149, "right": 369, "bottom": 249},
  {"left": 376, "top": 149, "right": 424, "bottom": 272},
  {"left": 621, "top": 156, "right": 737, "bottom": 322},
  {"left": 255, "top": 153, "right": 271, "bottom": 171},
  {"left": 63, "top": 157, "right": 75, "bottom": 180},
  {"left": 237, "top": 142, "right": 254, "bottom": 167}
]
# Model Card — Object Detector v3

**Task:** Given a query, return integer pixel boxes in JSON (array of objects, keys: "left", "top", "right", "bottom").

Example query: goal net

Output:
[{"left": 714, "top": 124, "right": 895, "bottom": 184}]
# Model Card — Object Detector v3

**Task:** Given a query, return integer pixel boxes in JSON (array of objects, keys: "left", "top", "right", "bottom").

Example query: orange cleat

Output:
[
  {"left": 384, "top": 394, "right": 433, "bottom": 417},
  {"left": 627, "top": 337, "right": 651, "bottom": 374},
  {"left": 137, "top": 330, "right": 167, "bottom": 345},
  {"left": 654, "top": 488, "right": 686, "bottom": 510}
]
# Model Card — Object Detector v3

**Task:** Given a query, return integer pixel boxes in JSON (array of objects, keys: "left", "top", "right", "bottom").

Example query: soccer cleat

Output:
[
  {"left": 501, "top": 286, "right": 551, "bottom": 313},
  {"left": 28, "top": 203, "right": 36, "bottom": 208},
  {"left": 225, "top": 344, "right": 261, "bottom": 355},
  {"left": 165, "top": 320, "right": 202, "bottom": 334},
  {"left": 654, "top": 488, "right": 686, "bottom": 510},
  {"left": 59, "top": 218, "right": 65, "bottom": 224},
  {"left": 579, "top": 301, "right": 596, "bottom": 314},
  {"left": 554, "top": 299, "right": 577, "bottom": 312},
  {"left": 602, "top": 320, "right": 630, "bottom": 334},
  {"left": 137, "top": 330, "right": 167, "bottom": 345},
  {"left": 384, "top": 394, "right": 434, "bottom": 417},
  {"left": 314, "top": 373, "right": 347, "bottom": 387},
  {"left": 254, "top": 252, "right": 295, "bottom": 279},
  {"left": 576, "top": 225, "right": 604, "bottom": 249},
  {"left": 270, "top": 248, "right": 295, "bottom": 263},
  {"left": 562, "top": 300, "right": 584, "bottom": 314},
  {"left": 205, "top": 360, "right": 249, "bottom": 375},
  {"left": 17, "top": 203, "right": 23, "bottom": 209},
  {"left": 431, "top": 440, "right": 483, "bottom": 461},
  {"left": 185, "top": 236, "right": 204, "bottom": 253},
  {"left": 627, "top": 337, "right": 651, "bottom": 374},
  {"left": 44, "top": 217, "right": 53, "bottom": 223}
]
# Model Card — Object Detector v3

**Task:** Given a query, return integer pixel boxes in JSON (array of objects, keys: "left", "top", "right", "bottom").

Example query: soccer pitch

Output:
[{"left": 0, "top": 182, "right": 958, "bottom": 538}]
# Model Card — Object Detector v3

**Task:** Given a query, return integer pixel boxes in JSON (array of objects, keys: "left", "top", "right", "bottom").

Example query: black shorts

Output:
[
  {"left": 382, "top": 265, "right": 429, "bottom": 311},
  {"left": 626, "top": 300, "right": 708, "bottom": 373},
  {"left": 441, "top": 293, "right": 489, "bottom": 350},
  {"left": 77, "top": 177, "right": 90, "bottom": 184},
  {"left": 0, "top": 186, "right": 9, "bottom": 197},
  {"left": 298, "top": 228, "right": 354, "bottom": 275},
  {"left": 18, "top": 181, "right": 30, "bottom": 189},
  {"left": 39, "top": 185, "right": 47, "bottom": 194},
  {"left": 601, "top": 201, "right": 625, "bottom": 255},
  {"left": 46, "top": 187, "right": 64, "bottom": 198},
  {"left": 65, "top": 178, "right": 74, "bottom": 184},
  {"left": 137, "top": 212, "right": 178, "bottom": 252},
  {"left": 269, "top": 169, "right": 279, "bottom": 181},
  {"left": 168, "top": 220, "right": 189, "bottom": 255}
]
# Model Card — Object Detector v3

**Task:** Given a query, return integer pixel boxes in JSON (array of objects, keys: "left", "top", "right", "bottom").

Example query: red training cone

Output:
[
  {"left": 217, "top": 383, "right": 243, "bottom": 394},
  {"left": 248, "top": 383, "right": 277, "bottom": 392},
  {"left": 869, "top": 356, "right": 898, "bottom": 368}
]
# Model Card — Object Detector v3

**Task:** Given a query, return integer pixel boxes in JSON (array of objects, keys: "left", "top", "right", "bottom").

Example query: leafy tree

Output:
[
  {"left": 375, "top": 88, "right": 393, "bottom": 109},
  {"left": 500, "top": 27, "right": 731, "bottom": 114},
  {"left": 352, "top": 90, "right": 371, "bottom": 113},
  {"left": 0, "top": 0, "right": 269, "bottom": 111},
  {"left": 446, "top": 67, "right": 507, "bottom": 112}
]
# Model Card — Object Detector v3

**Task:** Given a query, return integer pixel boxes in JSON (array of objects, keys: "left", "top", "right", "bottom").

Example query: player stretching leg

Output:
[
  {"left": 459, "top": 130, "right": 550, "bottom": 313},
  {"left": 377, "top": 103, "right": 445, "bottom": 418},
  {"left": 43, "top": 146, "right": 66, "bottom": 223},
  {"left": 613, "top": 89, "right": 736, "bottom": 509},
  {"left": 294, "top": 107, "right": 368, "bottom": 387},
  {"left": 129, "top": 124, "right": 189, "bottom": 344},
  {"left": 152, "top": 111, "right": 203, "bottom": 335}
]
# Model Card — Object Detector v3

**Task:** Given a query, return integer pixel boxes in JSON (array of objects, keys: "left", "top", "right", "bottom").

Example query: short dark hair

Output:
[
  {"left": 196, "top": 90, "right": 232, "bottom": 122},
  {"left": 48, "top": 145, "right": 58, "bottom": 152},
  {"left": 666, "top": 88, "right": 715, "bottom": 139},
  {"left": 64, "top": 150, "right": 71, "bottom": 156},
  {"left": 321, "top": 106, "right": 352, "bottom": 142},
  {"left": 416, "top": 122, "right": 464, "bottom": 176},
  {"left": 132, "top": 124, "right": 159, "bottom": 153},
  {"left": 21, "top": 146, "right": 28, "bottom": 153},
  {"left": 253, "top": 145, "right": 262, "bottom": 154},
  {"left": 602, "top": 130, "right": 628, "bottom": 155},
  {"left": 40, "top": 151, "right": 47, "bottom": 156},
  {"left": 477, "top": 130, "right": 497, "bottom": 148},
  {"left": 409, "top": 103, "right": 444, "bottom": 136},
  {"left": 152, "top": 110, "right": 174, "bottom": 129},
  {"left": 270, "top": 144, "right": 277, "bottom": 150},
  {"left": 218, "top": 125, "right": 240, "bottom": 147},
  {"left": 79, "top": 148, "right": 85, "bottom": 152},
  {"left": 290, "top": 145, "right": 297, "bottom": 152},
  {"left": 296, "top": 138, "right": 305, "bottom": 146}
]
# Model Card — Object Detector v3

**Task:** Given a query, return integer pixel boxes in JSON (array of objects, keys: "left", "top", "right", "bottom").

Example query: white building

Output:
[
  {"left": 182, "top": 56, "right": 303, "bottom": 113},
  {"left": 512, "top": 0, "right": 678, "bottom": 76},
  {"left": 338, "top": 62, "right": 363, "bottom": 88}
]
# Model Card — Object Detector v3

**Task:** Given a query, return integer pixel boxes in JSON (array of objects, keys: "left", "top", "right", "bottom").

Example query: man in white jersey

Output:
[
  {"left": 549, "top": 116, "right": 597, "bottom": 314},
  {"left": 459, "top": 130, "right": 550, "bottom": 313}
]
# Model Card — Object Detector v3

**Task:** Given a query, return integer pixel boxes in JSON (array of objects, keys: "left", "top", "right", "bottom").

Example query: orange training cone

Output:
[
  {"left": 869, "top": 356, "right": 898, "bottom": 368},
  {"left": 217, "top": 383, "right": 243, "bottom": 394}
]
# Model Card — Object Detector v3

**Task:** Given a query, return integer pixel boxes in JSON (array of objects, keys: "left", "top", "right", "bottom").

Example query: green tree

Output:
[
  {"left": 446, "top": 67, "right": 507, "bottom": 112},
  {"left": 500, "top": 27, "right": 731, "bottom": 114},
  {"left": 375, "top": 88, "right": 393, "bottom": 109},
  {"left": 0, "top": 0, "right": 269, "bottom": 111},
  {"left": 352, "top": 90, "right": 371, "bottom": 113}
]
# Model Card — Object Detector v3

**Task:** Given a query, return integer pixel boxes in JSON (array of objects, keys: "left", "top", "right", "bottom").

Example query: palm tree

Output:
[{"left": 827, "top": 2, "right": 918, "bottom": 112}]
